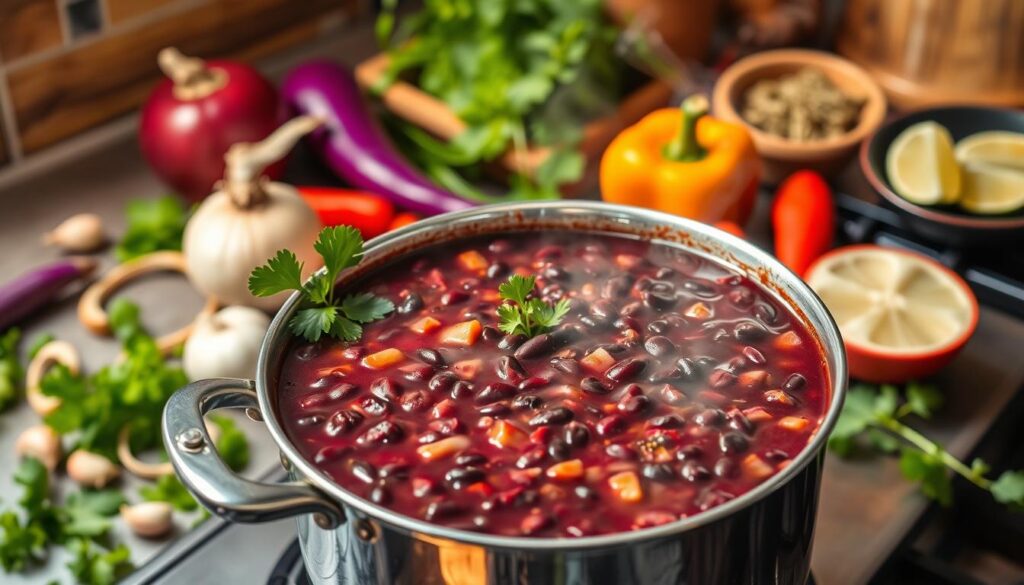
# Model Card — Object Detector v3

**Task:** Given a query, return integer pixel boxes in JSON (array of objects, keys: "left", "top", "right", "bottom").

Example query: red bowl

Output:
[{"left": 806, "top": 245, "right": 979, "bottom": 383}]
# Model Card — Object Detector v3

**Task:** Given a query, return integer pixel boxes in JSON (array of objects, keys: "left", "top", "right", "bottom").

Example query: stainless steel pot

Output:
[{"left": 163, "top": 201, "right": 847, "bottom": 585}]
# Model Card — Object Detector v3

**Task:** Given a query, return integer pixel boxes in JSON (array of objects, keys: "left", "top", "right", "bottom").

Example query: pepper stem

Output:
[{"left": 662, "top": 94, "right": 709, "bottom": 162}]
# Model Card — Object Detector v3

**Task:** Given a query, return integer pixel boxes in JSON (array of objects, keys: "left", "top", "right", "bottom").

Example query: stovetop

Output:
[{"left": 123, "top": 190, "right": 1024, "bottom": 585}]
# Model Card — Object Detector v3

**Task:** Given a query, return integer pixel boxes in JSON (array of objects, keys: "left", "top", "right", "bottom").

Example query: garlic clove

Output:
[
  {"left": 67, "top": 449, "right": 121, "bottom": 488},
  {"left": 121, "top": 502, "right": 174, "bottom": 538},
  {"left": 44, "top": 213, "right": 107, "bottom": 253},
  {"left": 15, "top": 425, "right": 62, "bottom": 471}
]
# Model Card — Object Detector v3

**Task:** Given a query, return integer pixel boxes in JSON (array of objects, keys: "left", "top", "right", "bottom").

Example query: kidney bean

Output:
[
  {"left": 417, "top": 432, "right": 442, "bottom": 445},
  {"left": 313, "top": 445, "right": 350, "bottom": 465},
  {"left": 455, "top": 453, "right": 487, "bottom": 467},
  {"left": 551, "top": 358, "right": 580, "bottom": 375},
  {"left": 547, "top": 439, "right": 570, "bottom": 461},
  {"left": 451, "top": 381, "right": 475, "bottom": 399},
  {"left": 425, "top": 501, "right": 466, "bottom": 521},
  {"left": 534, "top": 245, "right": 562, "bottom": 260},
  {"left": 605, "top": 443, "right": 636, "bottom": 460},
  {"left": 441, "top": 290, "right": 469, "bottom": 306},
  {"left": 734, "top": 321, "right": 768, "bottom": 342},
  {"left": 693, "top": 409, "right": 725, "bottom": 427},
  {"left": 378, "top": 463, "right": 410, "bottom": 479},
  {"left": 657, "top": 385, "right": 687, "bottom": 405},
  {"left": 783, "top": 373, "right": 807, "bottom": 392},
  {"left": 513, "top": 394, "right": 543, "bottom": 410},
  {"left": 427, "top": 417, "right": 463, "bottom": 436},
  {"left": 642, "top": 291, "right": 676, "bottom": 312},
  {"left": 647, "top": 367, "right": 682, "bottom": 384},
  {"left": 765, "top": 449, "right": 790, "bottom": 462},
  {"left": 401, "top": 364, "right": 435, "bottom": 383},
  {"left": 499, "top": 333, "right": 527, "bottom": 351},
  {"left": 681, "top": 461, "right": 711, "bottom": 482},
  {"left": 358, "top": 421, "right": 404, "bottom": 445},
  {"left": 606, "top": 358, "right": 648, "bottom": 382},
  {"left": 497, "top": 356, "right": 527, "bottom": 383},
  {"left": 521, "top": 512, "right": 555, "bottom": 535},
  {"left": 675, "top": 358, "right": 700, "bottom": 381},
  {"left": 580, "top": 377, "right": 610, "bottom": 395},
  {"left": 428, "top": 371, "right": 458, "bottom": 393},
  {"left": 350, "top": 460, "right": 377, "bottom": 484},
  {"left": 719, "top": 432, "right": 749, "bottom": 454},
  {"left": 479, "top": 401, "right": 511, "bottom": 417},
  {"left": 644, "top": 336, "right": 676, "bottom": 357},
  {"left": 596, "top": 415, "right": 626, "bottom": 436},
  {"left": 563, "top": 422, "right": 590, "bottom": 448},
  {"left": 400, "top": 390, "right": 432, "bottom": 413},
  {"left": 708, "top": 370, "right": 737, "bottom": 389},
  {"left": 617, "top": 394, "right": 651, "bottom": 415},
  {"left": 742, "top": 346, "right": 766, "bottom": 365},
  {"left": 602, "top": 275, "right": 633, "bottom": 299},
  {"left": 543, "top": 266, "right": 569, "bottom": 282},
  {"left": 370, "top": 377, "right": 403, "bottom": 402},
  {"left": 649, "top": 414, "right": 685, "bottom": 429},
  {"left": 397, "top": 293, "right": 423, "bottom": 314},
  {"left": 297, "top": 415, "right": 324, "bottom": 427},
  {"left": 445, "top": 467, "right": 485, "bottom": 489},
  {"left": 359, "top": 396, "right": 390, "bottom": 417},
  {"left": 325, "top": 410, "right": 363, "bottom": 436},
  {"left": 676, "top": 445, "right": 704, "bottom": 461},
  {"left": 728, "top": 411, "right": 754, "bottom": 434},
  {"left": 515, "top": 334, "right": 555, "bottom": 360},
  {"left": 370, "top": 485, "right": 391, "bottom": 505},
  {"left": 714, "top": 458, "right": 737, "bottom": 478},
  {"left": 516, "top": 449, "right": 546, "bottom": 469},
  {"left": 529, "top": 407, "right": 574, "bottom": 427},
  {"left": 642, "top": 463, "right": 675, "bottom": 481},
  {"left": 294, "top": 343, "right": 321, "bottom": 361},
  {"left": 476, "top": 382, "right": 517, "bottom": 405}
]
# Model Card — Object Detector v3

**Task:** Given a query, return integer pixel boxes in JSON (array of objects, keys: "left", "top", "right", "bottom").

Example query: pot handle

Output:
[{"left": 162, "top": 378, "right": 343, "bottom": 528}]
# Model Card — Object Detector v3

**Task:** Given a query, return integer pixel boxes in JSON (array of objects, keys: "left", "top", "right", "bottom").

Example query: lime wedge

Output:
[
  {"left": 955, "top": 130, "right": 1024, "bottom": 172},
  {"left": 959, "top": 161, "right": 1024, "bottom": 215},
  {"left": 886, "top": 121, "right": 962, "bottom": 205}
]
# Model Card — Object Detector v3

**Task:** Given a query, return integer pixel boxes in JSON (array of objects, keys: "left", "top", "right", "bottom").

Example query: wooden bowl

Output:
[
  {"left": 712, "top": 49, "right": 887, "bottom": 185},
  {"left": 861, "top": 106, "right": 1024, "bottom": 247}
]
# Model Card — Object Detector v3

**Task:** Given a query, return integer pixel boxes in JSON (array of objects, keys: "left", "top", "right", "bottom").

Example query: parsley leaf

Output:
[
  {"left": 140, "top": 475, "right": 198, "bottom": 512},
  {"left": 0, "top": 328, "right": 23, "bottom": 412},
  {"left": 899, "top": 449, "right": 952, "bottom": 506},
  {"left": 992, "top": 471, "right": 1024, "bottom": 508},
  {"left": 905, "top": 381, "right": 944, "bottom": 418},
  {"left": 249, "top": 227, "right": 394, "bottom": 342},
  {"left": 498, "top": 275, "right": 534, "bottom": 307},
  {"left": 61, "top": 491, "right": 125, "bottom": 538},
  {"left": 66, "top": 539, "right": 133, "bottom": 585},
  {"left": 497, "top": 275, "right": 572, "bottom": 338},
  {"left": 0, "top": 512, "right": 46, "bottom": 571},
  {"left": 116, "top": 196, "right": 188, "bottom": 262}
]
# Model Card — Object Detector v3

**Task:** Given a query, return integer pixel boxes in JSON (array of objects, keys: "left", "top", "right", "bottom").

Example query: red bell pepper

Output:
[
  {"left": 299, "top": 187, "right": 395, "bottom": 239},
  {"left": 772, "top": 171, "right": 834, "bottom": 276},
  {"left": 714, "top": 221, "right": 746, "bottom": 239}
]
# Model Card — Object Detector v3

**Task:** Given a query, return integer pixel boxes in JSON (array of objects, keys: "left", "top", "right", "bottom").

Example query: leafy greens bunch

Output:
[
  {"left": 115, "top": 196, "right": 189, "bottom": 262},
  {"left": 829, "top": 382, "right": 1024, "bottom": 508},
  {"left": 376, "top": 0, "right": 620, "bottom": 199}
]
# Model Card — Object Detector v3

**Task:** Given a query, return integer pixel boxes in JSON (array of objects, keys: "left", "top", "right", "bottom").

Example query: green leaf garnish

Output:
[
  {"left": 496, "top": 275, "right": 571, "bottom": 338},
  {"left": 0, "top": 328, "right": 23, "bottom": 412},
  {"left": 115, "top": 195, "right": 188, "bottom": 263},
  {"left": 248, "top": 226, "right": 394, "bottom": 343}
]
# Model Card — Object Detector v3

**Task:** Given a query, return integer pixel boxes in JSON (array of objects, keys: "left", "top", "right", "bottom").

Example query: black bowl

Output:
[{"left": 860, "top": 106, "right": 1024, "bottom": 247}]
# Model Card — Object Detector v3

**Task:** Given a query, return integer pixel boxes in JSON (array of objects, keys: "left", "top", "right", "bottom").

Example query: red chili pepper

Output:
[
  {"left": 713, "top": 221, "right": 746, "bottom": 239},
  {"left": 772, "top": 171, "right": 834, "bottom": 276},
  {"left": 388, "top": 212, "right": 421, "bottom": 231},
  {"left": 299, "top": 187, "right": 395, "bottom": 238}
]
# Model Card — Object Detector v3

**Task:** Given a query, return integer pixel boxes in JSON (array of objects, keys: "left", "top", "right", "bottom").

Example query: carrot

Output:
[
  {"left": 361, "top": 348, "right": 404, "bottom": 369},
  {"left": 440, "top": 319, "right": 482, "bottom": 346},
  {"left": 409, "top": 316, "right": 441, "bottom": 334}
]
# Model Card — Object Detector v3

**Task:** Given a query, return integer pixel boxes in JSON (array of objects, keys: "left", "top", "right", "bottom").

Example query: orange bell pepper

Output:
[{"left": 600, "top": 95, "right": 760, "bottom": 225}]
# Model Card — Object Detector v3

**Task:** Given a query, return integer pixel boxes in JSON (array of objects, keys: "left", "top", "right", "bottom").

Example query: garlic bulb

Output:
[
  {"left": 121, "top": 502, "right": 174, "bottom": 538},
  {"left": 183, "top": 306, "right": 269, "bottom": 380},
  {"left": 67, "top": 449, "right": 120, "bottom": 488},
  {"left": 15, "top": 425, "right": 61, "bottom": 470},
  {"left": 44, "top": 213, "right": 107, "bottom": 253},
  {"left": 183, "top": 116, "right": 322, "bottom": 310}
]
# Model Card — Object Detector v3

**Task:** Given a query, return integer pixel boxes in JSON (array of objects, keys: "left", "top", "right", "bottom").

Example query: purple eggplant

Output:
[
  {"left": 281, "top": 61, "right": 476, "bottom": 217},
  {"left": 0, "top": 258, "right": 97, "bottom": 330}
]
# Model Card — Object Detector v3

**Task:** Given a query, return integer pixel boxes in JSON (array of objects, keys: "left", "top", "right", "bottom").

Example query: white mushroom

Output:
[
  {"left": 66, "top": 450, "right": 120, "bottom": 488},
  {"left": 120, "top": 502, "right": 174, "bottom": 538},
  {"left": 44, "top": 213, "right": 107, "bottom": 253},
  {"left": 15, "top": 425, "right": 62, "bottom": 471}
]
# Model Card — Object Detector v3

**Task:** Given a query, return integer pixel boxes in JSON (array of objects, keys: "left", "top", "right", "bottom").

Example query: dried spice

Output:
[{"left": 741, "top": 68, "right": 865, "bottom": 141}]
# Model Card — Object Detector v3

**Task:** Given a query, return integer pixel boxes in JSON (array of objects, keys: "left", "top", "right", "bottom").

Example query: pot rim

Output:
[{"left": 255, "top": 200, "right": 848, "bottom": 550}]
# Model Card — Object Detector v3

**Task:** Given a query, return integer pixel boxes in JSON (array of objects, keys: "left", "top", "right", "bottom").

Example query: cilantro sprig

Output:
[
  {"left": 497, "top": 275, "right": 571, "bottom": 338},
  {"left": 829, "top": 382, "right": 1024, "bottom": 509},
  {"left": 0, "top": 328, "right": 22, "bottom": 412},
  {"left": 248, "top": 226, "right": 394, "bottom": 343}
]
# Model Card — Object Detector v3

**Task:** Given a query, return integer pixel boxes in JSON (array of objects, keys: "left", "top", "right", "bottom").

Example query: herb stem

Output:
[{"left": 876, "top": 416, "right": 992, "bottom": 490}]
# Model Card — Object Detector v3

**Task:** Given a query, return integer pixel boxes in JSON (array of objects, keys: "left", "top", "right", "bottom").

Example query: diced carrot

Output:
[
  {"left": 546, "top": 459, "right": 584, "bottom": 481},
  {"left": 741, "top": 454, "right": 775, "bottom": 481},
  {"left": 488, "top": 420, "right": 529, "bottom": 449},
  {"left": 361, "top": 348, "right": 404, "bottom": 370},
  {"left": 778, "top": 416, "right": 810, "bottom": 431},
  {"left": 684, "top": 302, "right": 713, "bottom": 319},
  {"left": 580, "top": 283, "right": 597, "bottom": 299},
  {"left": 580, "top": 348, "right": 615, "bottom": 373},
  {"left": 774, "top": 330, "right": 802, "bottom": 350},
  {"left": 409, "top": 316, "right": 441, "bottom": 334},
  {"left": 465, "top": 481, "right": 494, "bottom": 497},
  {"left": 764, "top": 389, "right": 796, "bottom": 406},
  {"left": 742, "top": 407, "right": 774, "bottom": 422},
  {"left": 738, "top": 370, "right": 770, "bottom": 388},
  {"left": 509, "top": 468, "right": 542, "bottom": 485},
  {"left": 439, "top": 320, "right": 482, "bottom": 346},
  {"left": 457, "top": 250, "right": 489, "bottom": 273},
  {"left": 480, "top": 290, "right": 501, "bottom": 302},
  {"left": 608, "top": 471, "right": 643, "bottom": 503},
  {"left": 425, "top": 269, "right": 447, "bottom": 289},
  {"left": 452, "top": 359, "right": 482, "bottom": 379},
  {"left": 416, "top": 435, "right": 471, "bottom": 461},
  {"left": 615, "top": 254, "right": 643, "bottom": 269}
]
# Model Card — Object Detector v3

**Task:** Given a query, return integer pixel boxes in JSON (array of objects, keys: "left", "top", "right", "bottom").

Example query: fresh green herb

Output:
[
  {"left": 66, "top": 539, "right": 133, "bottom": 585},
  {"left": 0, "top": 328, "right": 23, "bottom": 412},
  {"left": 248, "top": 226, "right": 395, "bottom": 342},
  {"left": 61, "top": 491, "right": 126, "bottom": 539},
  {"left": 41, "top": 298, "right": 188, "bottom": 460},
  {"left": 115, "top": 195, "right": 188, "bottom": 262},
  {"left": 27, "top": 332, "right": 55, "bottom": 359},
  {"left": 210, "top": 415, "right": 249, "bottom": 472},
  {"left": 376, "top": 0, "right": 618, "bottom": 199},
  {"left": 140, "top": 475, "right": 198, "bottom": 513},
  {"left": 829, "top": 382, "right": 1024, "bottom": 509},
  {"left": 497, "top": 275, "right": 571, "bottom": 338}
]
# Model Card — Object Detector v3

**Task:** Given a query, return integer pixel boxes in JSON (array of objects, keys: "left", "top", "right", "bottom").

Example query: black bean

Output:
[
  {"left": 476, "top": 382, "right": 517, "bottom": 405},
  {"left": 357, "top": 421, "right": 404, "bottom": 445},
  {"left": 783, "top": 373, "right": 807, "bottom": 392},
  {"left": 634, "top": 277, "right": 653, "bottom": 292},
  {"left": 489, "top": 239, "right": 511, "bottom": 253},
  {"left": 719, "top": 432, "right": 749, "bottom": 454},
  {"left": 681, "top": 461, "right": 711, "bottom": 482},
  {"left": 693, "top": 409, "right": 725, "bottom": 427},
  {"left": 486, "top": 261, "right": 509, "bottom": 279},
  {"left": 734, "top": 321, "right": 768, "bottom": 342},
  {"left": 428, "top": 371, "right": 458, "bottom": 392},
  {"left": 580, "top": 377, "right": 610, "bottom": 394},
  {"left": 676, "top": 445, "right": 704, "bottom": 461},
  {"left": 617, "top": 394, "right": 651, "bottom": 415},
  {"left": 528, "top": 407, "right": 574, "bottom": 426},
  {"left": 714, "top": 458, "right": 737, "bottom": 478},
  {"left": 498, "top": 334, "right": 527, "bottom": 351},
  {"left": 550, "top": 326, "right": 581, "bottom": 346},
  {"left": 518, "top": 376, "right": 548, "bottom": 391},
  {"left": 602, "top": 275, "right": 633, "bottom": 299},
  {"left": 514, "top": 334, "right": 554, "bottom": 360},
  {"left": 543, "top": 266, "right": 569, "bottom": 281},
  {"left": 563, "top": 422, "right": 590, "bottom": 448},
  {"left": 649, "top": 280, "right": 676, "bottom": 295},
  {"left": 295, "top": 343, "right": 320, "bottom": 361},
  {"left": 515, "top": 449, "right": 546, "bottom": 469},
  {"left": 753, "top": 303, "right": 780, "bottom": 325},
  {"left": 727, "top": 287, "right": 755, "bottom": 308},
  {"left": 596, "top": 415, "right": 626, "bottom": 436},
  {"left": 425, "top": 501, "right": 466, "bottom": 521},
  {"left": 683, "top": 279, "right": 715, "bottom": 296},
  {"left": 534, "top": 245, "right": 561, "bottom": 260},
  {"left": 642, "top": 463, "right": 675, "bottom": 481},
  {"left": 370, "top": 485, "right": 391, "bottom": 505},
  {"left": 675, "top": 357, "right": 700, "bottom": 381},
  {"left": 350, "top": 461, "right": 377, "bottom": 484},
  {"left": 512, "top": 394, "right": 543, "bottom": 410},
  {"left": 655, "top": 267, "right": 676, "bottom": 279},
  {"left": 401, "top": 363, "right": 435, "bottom": 382},
  {"left": 455, "top": 453, "right": 487, "bottom": 467},
  {"left": 765, "top": 449, "right": 790, "bottom": 462},
  {"left": 642, "top": 291, "right": 677, "bottom": 311},
  {"left": 478, "top": 402, "right": 510, "bottom": 417},
  {"left": 441, "top": 290, "right": 469, "bottom": 305},
  {"left": 296, "top": 415, "right": 324, "bottom": 427},
  {"left": 547, "top": 438, "right": 570, "bottom": 461},
  {"left": 644, "top": 336, "right": 676, "bottom": 358},
  {"left": 742, "top": 346, "right": 766, "bottom": 365},
  {"left": 551, "top": 358, "right": 580, "bottom": 375},
  {"left": 708, "top": 369, "right": 737, "bottom": 388},
  {"left": 605, "top": 443, "right": 636, "bottom": 460},
  {"left": 619, "top": 301, "right": 644, "bottom": 317},
  {"left": 399, "top": 390, "right": 431, "bottom": 413},
  {"left": 728, "top": 412, "right": 754, "bottom": 434},
  {"left": 359, "top": 396, "right": 390, "bottom": 417},
  {"left": 416, "top": 348, "right": 446, "bottom": 367},
  {"left": 647, "top": 367, "right": 682, "bottom": 383},
  {"left": 605, "top": 358, "right": 648, "bottom": 382},
  {"left": 378, "top": 463, "right": 410, "bottom": 479},
  {"left": 445, "top": 467, "right": 485, "bottom": 489},
  {"left": 450, "top": 381, "right": 474, "bottom": 399},
  {"left": 481, "top": 326, "right": 503, "bottom": 343},
  {"left": 496, "top": 356, "right": 527, "bottom": 383},
  {"left": 397, "top": 293, "right": 423, "bottom": 314},
  {"left": 370, "top": 377, "right": 403, "bottom": 402},
  {"left": 658, "top": 384, "right": 687, "bottom": 405},
  {"left": 574, "top": 486, "right": 597, "bottom": 500},
  {"left": 649, "top": 414, "right": 685, "bottom": 429}
]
